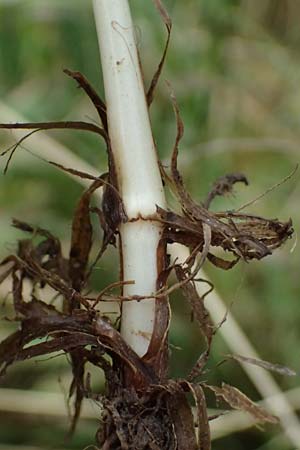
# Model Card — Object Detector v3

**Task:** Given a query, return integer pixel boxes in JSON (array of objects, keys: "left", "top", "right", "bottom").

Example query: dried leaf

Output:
[
  {"left": 164, "top": 88, "right": 293, "bottom": 263},
  {"left": 184, "top": 382, "right": 211, "bottom": 450},
  {"left": 147, "top": 0, "right": 172, "bottom": 106},
  {"left": 175, "top": 265, "right": 213, "bottom": 347},
  {"left": 228, "top": 354, "right": 297, "bottom": 377},
  {"left": 204, "top": 173, "right": 248, "bottom": 209},
  {"left": 102, "top": 170, "right": 127, "bottom": 234},
  {"left": 0, "top": 121, "right": 105, "bottom": 173},
  {"left": 47, "top": 161, "right": 102, "bottom": 181},
  {"left": 188, "top": 349, "right": 210, "bottom": 382},
  {"left": 94, "top": 316, "right": 157, "bottom": 384},
  {"left": 207, "top": 382, "right": 279, "bottom": 424},
  {"left": 167, "top": 392, "right": 198, "bottom": 450},
  {"left": 144, "top": 257, "right": 172, "bottom": 379},
  {"left": 69, "top": 179, "right": 104, "bottom": 293},
  {"left": 63, "top": 69, "right": 108, "bottom": 132},
  {"left": 0, "top": 120, "right": 105, "bottom": 136},
  {"left": 207, "top": 252, "right": 239, "bottom": 270},
  {"left": 152, "top": 0, "right": 171, "bottom": 30},
  {"left": 158, "top": 202, "right": 292, "bottom": 263}
]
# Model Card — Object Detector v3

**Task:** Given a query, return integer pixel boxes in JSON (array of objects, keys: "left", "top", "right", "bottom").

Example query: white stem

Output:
[{"left": 93, "top": 0, "right": 166, "bottom": 356}]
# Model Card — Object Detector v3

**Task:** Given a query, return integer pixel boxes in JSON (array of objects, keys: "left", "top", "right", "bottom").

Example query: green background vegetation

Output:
[{"left": 0, "top": 0, "right": 299, "bottom": 449}]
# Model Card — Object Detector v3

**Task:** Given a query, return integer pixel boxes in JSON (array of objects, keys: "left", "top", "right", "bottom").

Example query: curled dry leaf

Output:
[
  {"left": 181, "top": 381, "right": 211, "bottom": 450},
  {"left": 174, "top": 265, "right": 213, "bottom": 347},
  {"left": 227, "top": 354, "right": 297, "bottom": 377},
  {"left": 68, "top": 178, "right": 104, "bottom": 294},
  {"left": 159, "top": 85, "right": 294, "bottom": 266},
  {"left": 147, "top": 0, "right": 172, "bottom": 106},
  {"left": 206, "top": 382, "right": 279, "bottom": 425},
  {"left": 0, "top": 120, "right": 106, "bottom": 174},
  {"left": 203, "top": 173, "right": 249, "bottom": 209}
]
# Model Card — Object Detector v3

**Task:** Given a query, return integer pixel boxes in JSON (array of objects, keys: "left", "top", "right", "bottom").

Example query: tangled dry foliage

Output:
[{"left": 0, "top": 2, "right": 295, "bottom": 449}]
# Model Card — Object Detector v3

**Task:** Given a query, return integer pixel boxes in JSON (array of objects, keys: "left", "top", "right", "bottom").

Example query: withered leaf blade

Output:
[
  {"left": 69, "top": 178, "right": 104, "bottom": 293},
  {"left": 207, "top": 382, "right": 279, "bottom": 424},
  {"left": 204, "top": 173, "right": 248, "bottom": 209},
  {"left": 0, "top": 120, "right": 105, "bottom": 136},
  {"left": 228, "top": 354, "right": 297, "bottom": 377},
  {"left": 167, "top": 392, "right": 198, "bottom": 450},
  {"left": 12, "top": 333, "right": 97, "bottom": 362},
  {"left": 175, "top": 265, "right": 213, "bottom": 347},
  {"left": 207, "top": 252, "right": 239, "bottom": 270},
  {"left": 0, "top": 330, "right": 24, "bottom": 376},
  {"left": 93, "top": 317, "right": 157, "bottom": 385},
  {"left": 144, "top": 259, "right": 172, "bottom": 380},
  {"left": 185, "top": 382, "right": 211, "bottom": 450},
  {"left": 188, "top": 349, "right": 210, "bottom": 382},
  {"left": 152, "top": 0, "right": 171, "bottom": 30},
  {"left": 147, "top": 0, "right": 172, "bottom": 106},
  {"left": 102, "top": 171, "right": 127, "bottom": 232},
  {"left": 48, "top": 161, "right": 101, "bottom": 181},
  {"left": 63, "top": 69, "right": 108, "bottom": 132},
  {"left": 0, "top": 120, "right": 106, "bottom": 174},
  {"left": 165, "top": 89, "right": 293, "bottom": 262}
]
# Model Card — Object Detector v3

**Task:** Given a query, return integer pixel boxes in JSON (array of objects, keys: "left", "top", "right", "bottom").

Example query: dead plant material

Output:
[
  {"left": 0, "top": 1, "right": 295, "bottom": 448},
  {"left": 226, "top": 354, "right": 297, "bottom": 377},
  {"left": 147, "top": 0, "right": 172, "bottom": 107},
  {"left": 203, "top": 173, "right": 249, "bottom": 209},
  {"left": 157, "top": 86, "right": 293, "bottom": 267},
  {"left": 205, "top": 382, "right": 279, "bottom": 425}
]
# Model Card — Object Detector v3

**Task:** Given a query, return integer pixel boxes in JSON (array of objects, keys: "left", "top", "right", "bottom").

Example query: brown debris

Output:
[
  {"left": 203, "top": 173, "right": 249, "bottom": 209},
  {"left": 147, "top": 0, "right": 172, "bottom": 107},
  {"left": 68, "top": 178, "right": 104, "bottom": 293},
  {"left": 227, "top": 354, "right": 297, "bottom": 377},
  {"left": 206, "top": 382, "right": 279, "bottom": 425}
]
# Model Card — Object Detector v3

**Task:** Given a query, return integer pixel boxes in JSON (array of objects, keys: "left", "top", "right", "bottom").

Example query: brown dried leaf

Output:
[
  {"left": 47, "top": 161, "right": 101, "bottom": 181},
  {"left": 165, "top": 89, "right": 293, "bottom": 263},
  {"left": 90, "top": 206, "right": 117, "bottom": 266},
  {"left": 204, "top": 173, "right": 248, "bottom": 209},
  {"left": 12, "top": 333, "right": 97, "bottom": 362},
  {"left": 102, "top": 171, "right": 128, "bottom": 234},
  {"left": 12, "top": 271, "right": 27, "bottom": 316},
  {"left": 0, "top": 120, "right": 105, "bottom": 136},
  {"left": 93, "top": 316, "right": 157, "bottom": 384},
  {"left": 158, "top": 203, "right": 292, "bottom": 263},
  {"left": 144, "top": 257, "right": 172, "bottom": 380},
  {"left": 69, "top": 178, "right": 104, "bottom": 293},
  {"left": 207, "top": 382, "right": 279, "bottom": 424},
  {"left": 147, "top": 0, "right": 172, "bottom": 106},
  {"left": 152, "top": 0, "right": 171, "bottom": 30},
  {"left": 184, "top": 382, "right": 211, "bottom": 450},
  {"left": 228, "top": 354, "right": 297, "bottom": 377},
  {"left": 167, "top": 392, "right": 198, "bottom": 450},
  {"left": 63, "top": 69, "right": 108, "bottom": 132},
  {"left": 175, "top": 265, "right": 213, "bottom": 347},
  {"left": 188, "top": 349, "right": 210, "bottom": 382},
  {"left": 207, "top": 252, "right": 239, "bottom": 270},
  {"left": 0, "top": 121, "right": 105, "bottom": 173}
]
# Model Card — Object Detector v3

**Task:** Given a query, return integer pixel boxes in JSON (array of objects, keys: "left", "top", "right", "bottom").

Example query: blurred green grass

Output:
[{"left": 0, "top": 1, "right": 300, "bottom": 449}]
